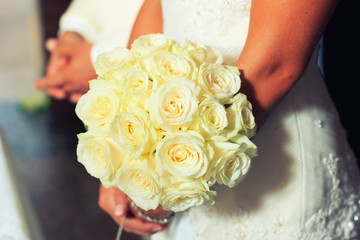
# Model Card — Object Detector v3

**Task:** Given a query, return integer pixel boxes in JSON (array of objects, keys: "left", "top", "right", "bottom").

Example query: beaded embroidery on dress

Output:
[
  {"left": 296, "top": 153, "right": 360, "bottom": 240},
  {"left": 152, "top": 0, "right": 360, "bottom": 239}
]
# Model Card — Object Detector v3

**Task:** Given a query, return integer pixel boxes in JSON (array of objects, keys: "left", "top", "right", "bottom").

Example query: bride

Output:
[{"left": 98, "top": 0, "right": 360, "bottom": 239}]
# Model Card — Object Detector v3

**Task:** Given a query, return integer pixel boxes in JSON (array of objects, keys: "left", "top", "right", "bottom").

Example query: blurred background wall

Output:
[
  {"left": 0, "top": 0, "right": 45, "bottom": 101},
  {"left": 0, "top": 1, "right": 140, "bottom": 239}
]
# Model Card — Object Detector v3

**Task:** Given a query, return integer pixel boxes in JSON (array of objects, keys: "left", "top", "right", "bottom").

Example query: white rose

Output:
[
  {"left": 131, "top": 34, "right": 175, "bottom": 75},
  {"left": 149, "top": 50, "right": 198, "bottom": 87},
  {"left": 75, "top": 80, "right": 122, "bottom": 128},
  {"left": 225, "top": 93, "right": 257, "bottom": 138},
  {"left": 228, "top": 134, "right": 258, "bottom": 159},
  {"left": 101, "top": 66, "right": 133, "bottom": 86},
  {"left": 77, "top": 128, "right": 127, "bottom": 187},
  {"left": 155, "top": 131, "right": 213, "bottom": 179},
  {"left": 148, "top": 78, "right": 200, "bottom": 132},
  {"left": 161, "top": 178, "right": 216, "bottom": 212},
  {"left": 115, "top": 157, "right": 161, "bottom": 210},
  {"left": 131, "top": 34, "right": 175, "bottom": 58},
  {"left": 119, "top": 67, "right": 153, "bottom": 108},
  {"left": 94, "top": 47, "right": 135, "bottom": 76},
  {"left": 198, "top": 63, "right": 241, "bottom": 102},
  {"left": 178, "top": 38, "right": 223, "bottom": 66},
  {"left": 210, "top": 141, "right": 253, "bottom": 188},
  {"left": 110, "top": 107, "right": 158, "bottom": 159},
  {"left": 190, "top": 97, "right": 228, "bottom": 141}
]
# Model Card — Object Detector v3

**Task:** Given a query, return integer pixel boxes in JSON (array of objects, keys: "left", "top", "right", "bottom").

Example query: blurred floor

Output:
[{"left": 0, "top": 0, "right": 139, "bottom": 239}]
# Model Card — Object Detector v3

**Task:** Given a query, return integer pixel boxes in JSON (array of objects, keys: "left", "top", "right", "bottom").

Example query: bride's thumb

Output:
[
  {"left": 98, "top": 185, "right": 128, "bottom": 223},
  {"left": 112, "top": 188, "right": 129, "bottom": 217}
]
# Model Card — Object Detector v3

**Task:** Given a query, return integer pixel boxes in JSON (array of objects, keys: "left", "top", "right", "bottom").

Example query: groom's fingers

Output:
[
  {"left": 47, "top": 87, "right": 67, "bottom": 99},
  {"left": 45, "top": 38, "right": 57, "bottom": 52},
  {"left": 53, "top": 41, "right": 83, "bottom": 57},
  {"left": 34, "top": 74, "right": 66, "bottom": 89},
  {"left": 45, "top": 49, "right": 69, "bottom": 76},
  {"left": 69, "top": 93, "right": 83, "bottom": 103}
]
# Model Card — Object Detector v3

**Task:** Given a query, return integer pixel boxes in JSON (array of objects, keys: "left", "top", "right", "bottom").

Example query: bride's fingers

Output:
[
  {"left": 123, "top": 217, "right": 165, "bottom": 236},
  {"left": 98, "top": 185, "right": 129, "bottom": 224},
  {"left": 98, "top": 185, "right": 166, "bottom": 235},
  {"left": 112, "top": 188, "right": 129, "bottom": 219},
  {"left": 123, "top": 226, "right": 156, "bottom": 236}
]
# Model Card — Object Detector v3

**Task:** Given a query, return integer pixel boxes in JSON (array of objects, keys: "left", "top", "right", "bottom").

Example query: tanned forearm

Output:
[
  {"left": 127, "top": 0, "right": 338, "bottom": 127},
  {"left": 235, "top": 0, "right": 338, "bottom": 126},
  {"left": 127, "top": 0, "right": 163, "bottom": 49}
]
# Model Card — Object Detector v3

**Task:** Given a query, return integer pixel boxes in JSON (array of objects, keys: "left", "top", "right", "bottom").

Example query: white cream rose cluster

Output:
[{"left": 75, "top": 34, "right": 258, "bottom": 212}]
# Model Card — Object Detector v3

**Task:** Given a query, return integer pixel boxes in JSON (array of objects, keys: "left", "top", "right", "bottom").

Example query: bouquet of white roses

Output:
[{"left": 75, "top": 34, "right": 257, "bottom": 212}]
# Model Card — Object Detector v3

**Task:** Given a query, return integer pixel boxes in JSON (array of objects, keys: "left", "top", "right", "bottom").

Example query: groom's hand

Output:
[{"left": 34, "top": 31, "right": 96, "bottom": 103}]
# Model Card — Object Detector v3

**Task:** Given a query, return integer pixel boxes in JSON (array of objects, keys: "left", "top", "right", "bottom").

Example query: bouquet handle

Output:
[{"left": 115, "top": 214, "right": 126, "bottom": 240}]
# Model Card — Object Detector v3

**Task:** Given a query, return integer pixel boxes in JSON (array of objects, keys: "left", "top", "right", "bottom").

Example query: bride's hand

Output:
[
  {"left": 98, "top": 185, "right": 169, "bottom": 236},
  {"left": 128, "top": 200, "right": 174, "bottom": 225}
]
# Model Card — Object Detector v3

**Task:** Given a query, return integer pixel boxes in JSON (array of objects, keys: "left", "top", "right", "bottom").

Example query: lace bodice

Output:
[
  {"left": 179, "top": 153, "right": 360, "bottom": 240},
  {"left": 162, "top": 0, "right": 251, "bottom": 65},
  {"left": 153, "top": 1, "right": 360, "bottom": 239},
  {"left": 295, "top": 153, "right": 360, "bottom": 240}
]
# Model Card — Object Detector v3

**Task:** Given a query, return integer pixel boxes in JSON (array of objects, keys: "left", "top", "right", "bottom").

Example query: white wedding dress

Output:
[{"left": 152, "top": 0, "right": 360, "bottom": 239}]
